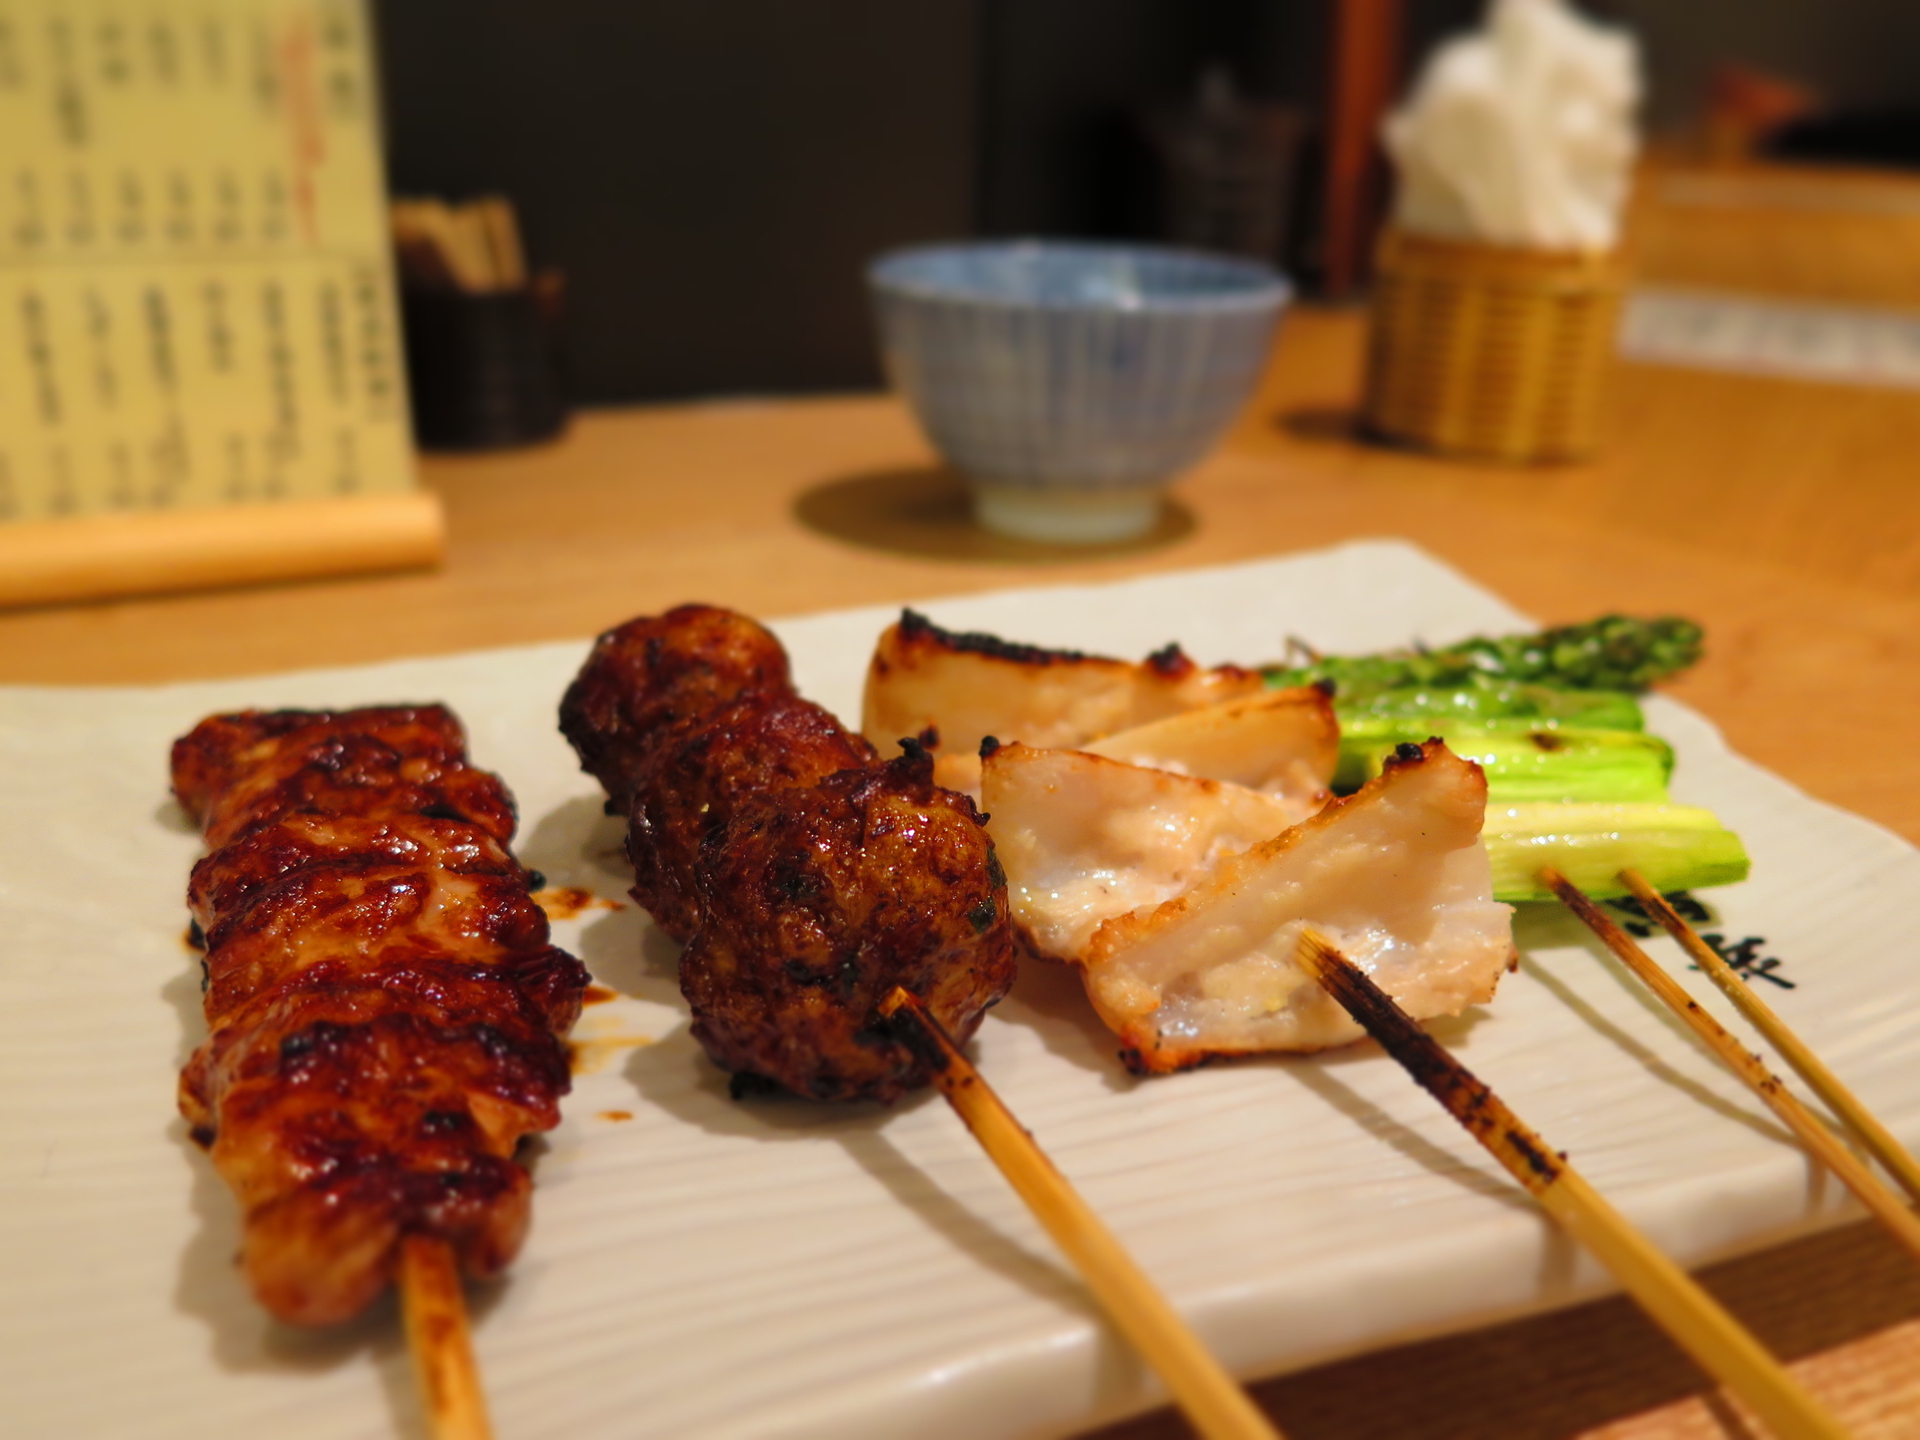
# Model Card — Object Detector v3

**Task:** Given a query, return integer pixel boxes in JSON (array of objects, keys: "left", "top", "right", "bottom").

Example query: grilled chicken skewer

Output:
[
  {"left": 566, "top": 606, "right": 1275, "bottom": 1430},
  {"left": 862, "top": 608, "right": 1289, "bottom": 799},
  {"left": 860, "top": 613, "right": 1517, "bottom": 1074},
  {"left": 561, "top": 604, "right": 1016, "bottom": 1102},
  {"left": 985, "top": 738, "right": 1515, "bottom": 1073},
  {"left": 172, "top": 705, "right": 589, "bottom": 1327}
]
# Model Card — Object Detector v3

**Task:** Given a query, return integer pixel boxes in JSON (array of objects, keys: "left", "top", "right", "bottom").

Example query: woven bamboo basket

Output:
[{"left": 1362, "top": 228, "right": 1626, "bottom": 464}]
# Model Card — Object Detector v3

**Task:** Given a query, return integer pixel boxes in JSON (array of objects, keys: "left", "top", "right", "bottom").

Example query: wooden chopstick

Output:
[
  {"left": 399, "top": 1234, "right": 495, "bottom": 1440},
  {"left": 1291, "top": 929, "right": 1852, "bottom": 1440},
  {"left": 1543, "top": 867, "right": 1920, "bottom": 1266},
  {"left": 393, "top": 199, "right": 496, "bottom": 293},
  {"left": 879, "top": 988, "right": 1284, "bottom": 1440},
  {"left": 475, "top": 196, "right": 527, "bottom": 290},
  {"left": 1620, "top": 867, "right": 1920, "bottom": 1208},
  {"left": 391, "top": 196, "right": 527, "bottom": 295}
]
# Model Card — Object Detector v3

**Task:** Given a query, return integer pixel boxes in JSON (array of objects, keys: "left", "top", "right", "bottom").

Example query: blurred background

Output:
[{"left": 376, "top": 0, "right": 1920, "bottom": 403}]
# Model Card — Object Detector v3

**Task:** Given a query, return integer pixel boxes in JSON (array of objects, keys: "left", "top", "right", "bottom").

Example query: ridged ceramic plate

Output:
[{"left": 5, "top": 541, "right": 1918, "bottom": 1440}]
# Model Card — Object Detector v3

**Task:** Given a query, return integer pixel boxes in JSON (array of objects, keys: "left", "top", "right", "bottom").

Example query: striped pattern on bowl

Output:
[{"left": 870, "top": 242, "right": 1289, "bottom": 491}]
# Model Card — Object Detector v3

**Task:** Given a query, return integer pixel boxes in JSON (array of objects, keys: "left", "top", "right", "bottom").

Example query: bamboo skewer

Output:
[
  {"left": 398, "top": 1234, "right": 495, "bottom": 1440},
  {"left": 1291, "top": 929, "right": 1851, "bottom": 1440},
  {"left": 1543, "top": 867, "right": 1920, "bottom": 1266},
  {"left": 1620, "top": 867, "right": 1920, "bottom": 1209},
  {"left": 879, "top": 988, "right": 1284, "bottom": 1440}
]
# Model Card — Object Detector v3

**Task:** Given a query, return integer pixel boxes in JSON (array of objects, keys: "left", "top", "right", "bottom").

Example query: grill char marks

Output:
[
  {"left": 862, "top": 611, "right": 1269, "bottom": 773},
  {"left": 558, "top": 603, "right": 794, "bottom": 815},
  {"left": 896, "top": 607, "right": 1094, "bottom": 667},
  {"left": 622, "top": 689, "right": 872, "bottom": 942},
  {"left": 561, "top": 606, "right": 1017, "bottom": 1104},
  {"left": 172, "top": 706, "right": 518, "bottom": 850},
  {"left": 171, "top": 705, "right": 587, "bottom": 1326}
]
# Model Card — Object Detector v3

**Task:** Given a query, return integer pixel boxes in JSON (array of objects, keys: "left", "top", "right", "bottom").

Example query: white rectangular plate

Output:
[{"left": 5, "top": 540, "right": 1919, "bottom": 1439}]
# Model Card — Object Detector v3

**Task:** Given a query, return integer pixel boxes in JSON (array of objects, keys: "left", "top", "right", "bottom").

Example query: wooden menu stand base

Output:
[{"left": 0, "top": 491, "right": 446, "bottom": 609}]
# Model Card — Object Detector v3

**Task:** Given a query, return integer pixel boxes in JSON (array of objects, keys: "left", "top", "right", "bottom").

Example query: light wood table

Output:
[{"left": 6, "top": 169, "right": 1920, "bottom": 1439}]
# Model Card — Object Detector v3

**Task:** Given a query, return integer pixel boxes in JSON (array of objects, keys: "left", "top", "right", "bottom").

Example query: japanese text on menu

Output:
[{"left": 0, "top": 0, "right": 411, "bottom": 522}]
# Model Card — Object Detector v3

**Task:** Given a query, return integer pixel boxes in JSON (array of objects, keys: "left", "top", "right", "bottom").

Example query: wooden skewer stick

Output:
[
  {"left": 1621, "top": 867, "right": 1920, "bottom": 1209},
  {"left": 1544, "top": 867, "right": 1920, "bottom": 1266},
  {"left": 879, "top": 987, "right": 1284, "bottom": 1440},
  {"left": 1291, "top": 929, "right": 1851, "bottom": 1440},
  {"left": 474, "top": 196, "right": 528, "bottom": 290},
  {"left": 399, "top": 1234, "right": 495, "bottom": 1440}
]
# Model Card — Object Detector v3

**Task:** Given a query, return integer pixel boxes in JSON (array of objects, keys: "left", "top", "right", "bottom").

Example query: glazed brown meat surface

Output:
[
  {"left": 560, "top": 605, "right": 1017, "bottom": 1103},
  {"left": 172, "top": 705, "right": 588, "bottom": 1326}
]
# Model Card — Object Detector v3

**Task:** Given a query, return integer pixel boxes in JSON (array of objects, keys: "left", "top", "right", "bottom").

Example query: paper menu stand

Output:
[{"left": 0, "top": 0, "right": 442, "bottom": 608}]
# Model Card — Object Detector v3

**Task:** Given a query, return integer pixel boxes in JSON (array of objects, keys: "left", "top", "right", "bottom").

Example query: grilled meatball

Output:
[{"left": 561, "top": 607, "right": 1016, "bottom": 1103}]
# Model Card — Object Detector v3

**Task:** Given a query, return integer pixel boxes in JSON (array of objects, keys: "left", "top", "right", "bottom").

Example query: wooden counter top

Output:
[
  {"left": 7, "top": 306, "right": 1920, "bottom": 858},
  {"left": 5, "top": 166, "right": 1919, "bottom": 1439}
]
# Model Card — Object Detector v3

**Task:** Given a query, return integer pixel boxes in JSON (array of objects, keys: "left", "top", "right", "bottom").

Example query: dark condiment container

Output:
[
  {"left": 1141, "top": 69, "right": 1308, "bottom": 270},
  {"left": 401, "top": 278, "right": 567, "bottom": 450}
]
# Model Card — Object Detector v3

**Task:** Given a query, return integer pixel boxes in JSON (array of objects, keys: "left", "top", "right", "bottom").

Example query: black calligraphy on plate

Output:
[{"left": 1602, "top": 892, "right": 1794, "bottom": 989}]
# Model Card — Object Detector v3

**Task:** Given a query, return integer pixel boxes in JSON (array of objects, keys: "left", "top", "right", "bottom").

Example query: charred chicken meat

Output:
[
  {"left": 560, "top": 604, "right": 1016, "bottom": 1103},
  {"left": 862, "top": 608, "right": 1272, "bottom": 792},
  {"left": 172, "top": 706, "right": 588, "bottom": 1325}
]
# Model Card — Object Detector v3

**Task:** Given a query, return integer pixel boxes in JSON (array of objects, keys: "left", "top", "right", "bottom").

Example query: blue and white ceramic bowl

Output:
[{"left": 869, "top": 240, "right": 1290, "bottom": 542}]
